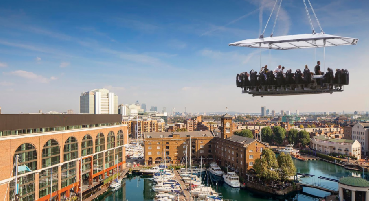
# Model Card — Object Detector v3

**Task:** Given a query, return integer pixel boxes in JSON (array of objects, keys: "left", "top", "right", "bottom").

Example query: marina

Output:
[{"left": 93, "top": 157, "right": 369, "bottom": 201}]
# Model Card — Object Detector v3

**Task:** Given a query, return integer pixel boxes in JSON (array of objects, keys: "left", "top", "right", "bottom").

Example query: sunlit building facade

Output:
[{"left": 0, "top": 114, "right": 127, "bottom": 201}]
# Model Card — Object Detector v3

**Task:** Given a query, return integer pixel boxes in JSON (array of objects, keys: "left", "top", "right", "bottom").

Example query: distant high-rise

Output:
[
  {"left": 150, "top": 106, "right": 158, "bottom": 112},
  {"left": 261, "top": 106, "right": 266, "bottom": 116},
  {"left": 80, "top": 88, "right": 118, "bottom": 114},
  {"left": 266, "top": 109, "right": 270, "bottom": 116},
  {"left": 141, "top": 103, "right": 146, "bottom": 112},
  {"left": 67, "top": 109, "right": 74, "bottom": 114},
  {"left": 286, "top": 110, "right": 291, "bottom": 115},
  {"left": 272, "top": 110, "right": 275, "bottom": 117},
  {"left": 296, "top": 110, "right": 299, "bottom": 115},
  {"left": 162, "top": 107, "right": 167, "bottom": 113},
  {"left": 281, "top": 110, "right": 284, "bottom": 116}
]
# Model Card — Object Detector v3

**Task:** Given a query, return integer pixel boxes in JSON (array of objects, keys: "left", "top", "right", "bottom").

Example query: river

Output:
[{"left": 95, "top": 159, "right": 368, "bottom": 201}]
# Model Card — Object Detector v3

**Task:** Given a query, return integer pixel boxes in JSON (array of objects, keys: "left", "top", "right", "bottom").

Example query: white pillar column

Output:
[
  {"left": 339, "top": 187, "right": 344, "bottom": 201},
  {"left": 351, "top": 190, "right": 355, "bottom": 201}
]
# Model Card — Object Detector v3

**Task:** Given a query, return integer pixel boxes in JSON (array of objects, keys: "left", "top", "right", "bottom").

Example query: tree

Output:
[
  {"left": 286, "top": 129, "right": 298, "bottom": 145},
  {"left": 297, "top": 130, "right": 311, "bottom": 147},
  {"left": 253, "top": 149, "right": 280, "bottom": 181},
  {"left": 234, "top": 129, "right": 253, "bottom": 138},
  {"left": 307, "top": 124, "right": 312, "bottom": 128},
  {"left": 277, "top": 152, "right": 296, "bottom": 181},
  {"left": 311, "top": 124, "right": 316, "bottom": 128},
  {"left": 299, "top": 124, "right": 304, "bottom": 129},
  {"left": 261, "top": 127, "right": 273, "bottom": 143},
  {"left": 273, "top": 126, "right": 286, "bottom": 146}
]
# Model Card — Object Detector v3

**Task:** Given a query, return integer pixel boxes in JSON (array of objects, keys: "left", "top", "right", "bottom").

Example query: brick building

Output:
[
  {"left": 0, "top": 114, "right": 128, "bottom": 201},
  {"left": 143, "top": 131, "right": 214, "bottom": 165}
]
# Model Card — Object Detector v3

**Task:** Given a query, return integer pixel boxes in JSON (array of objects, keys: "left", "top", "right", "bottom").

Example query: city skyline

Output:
[{"left": 0, "top": 0, "right": 368, "bottom": 114}]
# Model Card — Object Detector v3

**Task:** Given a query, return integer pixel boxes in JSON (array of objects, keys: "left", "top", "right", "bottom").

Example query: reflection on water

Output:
[{"left": 96, "top": 159, "right": 369, "bottom": 201}]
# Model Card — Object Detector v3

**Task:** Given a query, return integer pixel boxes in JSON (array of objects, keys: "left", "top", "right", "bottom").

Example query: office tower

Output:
[
  {"left": 261, "top": 106, "right": 266, "bottom": 116},
  {"left": 266, "top": 109, "right": 270, "bottom": 116},
  {"left": 281, "top": 110, "right": 284, "bottom": 115},
  {"left": 287, "top": 110, "right": 291, "bottom": 115},
  {"left": 162, "top": 107, "right": 167, "bottom": 113},
  {"left": 150, "top": 106, "right": 158, "bottom": 112},
  {"left": 80, "top": 88, "right": 118, "bottom": 114},
  {"left": 141, "top": 103, "right": 146, "bottom": 112},
  {"left": 296, "top": 110, "right": 299, "bottom": 115},
  {"left": 272, "top": 110, "right": 275, "bottom": 117}
]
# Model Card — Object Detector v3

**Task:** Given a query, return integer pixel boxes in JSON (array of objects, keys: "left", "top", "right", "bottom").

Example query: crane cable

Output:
[
  {"left": 270, "top": 0, "right": 283, "bottom": 37},
  {"left": 307, "top": 0, "right": 324, "bottom": 33},
  {"left": 261, "top": 0, "right": 278, "bottom": 38},
  {"left": 303, "top": 0, "right": 315, "bottom": 34}
]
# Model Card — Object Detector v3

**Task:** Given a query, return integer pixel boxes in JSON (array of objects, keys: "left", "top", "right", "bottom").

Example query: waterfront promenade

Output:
[{"left": 174, "top": 170, "right": 192, "bottom": 201}]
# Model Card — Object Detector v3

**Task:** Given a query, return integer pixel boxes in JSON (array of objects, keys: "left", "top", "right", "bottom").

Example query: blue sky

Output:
[{"left": 0, "top": 0, "right": 368, "bottom": 114}]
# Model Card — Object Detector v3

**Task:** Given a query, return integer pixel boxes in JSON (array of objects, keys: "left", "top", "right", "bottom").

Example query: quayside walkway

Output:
[
  {"left": 300, "top": 183, "right": 338, "bottom": 194},
  {"left": 174, "top": 170, "right": 192, "bottom": 201}
]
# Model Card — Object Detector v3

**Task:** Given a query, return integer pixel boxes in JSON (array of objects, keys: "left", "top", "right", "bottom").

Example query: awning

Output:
[{"left": 229, "top": 33, "right": 358, "bottom": 50}]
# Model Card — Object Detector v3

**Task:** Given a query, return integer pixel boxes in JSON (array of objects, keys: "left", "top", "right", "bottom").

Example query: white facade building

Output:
[
  {"left": 311, "top": 135, "right": 361, "bottom": 159},
  {"left": 80, "top": 88, "right": 118, "bottom": 114},
  {"left": 352, "top": 122, "right": 369, "bottom": 156}
]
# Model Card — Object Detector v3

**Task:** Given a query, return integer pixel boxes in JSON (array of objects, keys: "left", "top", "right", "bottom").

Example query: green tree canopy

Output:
[
  {"left": 234, "top": 129, "right": 253, "bottom": 138},
  {"left": 297, "top": 130, "right": 311, "bottom": 147},
  {"left": 261, "top": 127, "right": 273, "bottom": 143},
  {"left": 277, "top": 152, "right": 296, "bottom": 181},
  {"left": 253, "top": 149, "right": 280, "bottom": 181},
  {"left": 286, "top": 129, "right": 299, "bottom": 145},
  {"left": 273, "top": 126, "right": 286, "bottom": 146}
]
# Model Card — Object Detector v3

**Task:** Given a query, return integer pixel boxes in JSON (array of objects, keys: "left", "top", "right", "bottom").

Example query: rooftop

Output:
[
  {"left": 339, "top": 177, "right": 369, "bottom": 187},
  {"left": 227, "top": 135, "right": 256, "bottom": 145},
  {"left": 145, "top": 131, "right": 214, "bottom": 139},
  {"left": 314, "top": 135, "right": 354, "bottom": 143}
]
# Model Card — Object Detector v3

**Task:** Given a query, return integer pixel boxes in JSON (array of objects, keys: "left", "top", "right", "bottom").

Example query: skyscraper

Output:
[
  {"left": 296, "top": 110, "right": 299, "bottom": 115},
  {"left": 150, "top": 106, "right": 158, "bottom": 112},
  {"left": 281, "top": 110, "right": 284, "bottom": 116},
  {"left": 261, "top": 106, "right": 266, "bottom": 116},
  {"left": 162, "top": 107, "right": 167, "bottom": 113},
  {"left": 286, "top": 110, "right": 291, "bottom": 115},
  {"left": 80, "top": 88, "right": 118, "bottom": 114},
  {"left": 266, "top": 109, "right": 270, "bottom": 115},
  {"left": 141, "top": 103, "right": 146, "bottom": 112},
  {"left": 272, "top": 110, "right": 275, "bottom": 117}
]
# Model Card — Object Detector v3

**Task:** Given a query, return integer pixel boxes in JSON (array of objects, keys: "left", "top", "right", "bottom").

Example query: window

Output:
[
  {"left": 200, "top": 150, "right": 204, "bottom": 153},
  {"left": 232, "top": 151, "right": 234, "bottom": 154},
  {"left": 166, "top": 146, "right": 169, "bottom": 149},
  {"left": 157, "top": 152, "right": 161, "bottom": 155},
  {"left": 200, "top": 141, "right": 203, "bottom": 143},
  {"left": 226, "top": 128, "right": 230, "bottom": 133},
  {"left": 157, "top": 146, "right": 160, "bottom": 149},
  {"left": 148, "top": 146, "right": 152, "bottom": 149},
  {"left": 241, "top": 161, "right": 243, "bottom": 165},
  {"left": 166, "top": 142, "right": 169, "bottom": 144},
  {"left": 200, "top": 145, "right": 204, "bottom": 148},
  {"left": 249, "top": 162, "right": 253, "bottom": 166},
  {"left": 249, "top": 155, "right": 253, "bottom": 159},
  {"left": 166, "top": 151, "right": 169, "bottom": 155},
  {"left": 183, "top": 145, "right": 186, "bottom": 148},
  {"left": 241, "top": 154, "right": 243, "bottom": 158},
  {"left": 148, "top": 152, "right": 152, "bottom": 155},
  {"left": 260, "top": 148, "right": 263, "bottom": 152},
  {"left": 157, "top": 142, "right": 160, "bottom": 144}
]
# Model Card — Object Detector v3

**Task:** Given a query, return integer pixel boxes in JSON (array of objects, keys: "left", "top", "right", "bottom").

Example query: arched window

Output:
[
  {"left": 62, "top": 137, "right": 78, "bottom": 188},
  {"left": 117, "top": 130, "right": 124, "bottom": 146},
  {"left": 10, "top": 143, "right": 37, "bottom": 201},
  {"left": 40, "top": 139, "right": 60, "bottom": 198},
  {"left": 81, "top": 135, "right": 93, "bottom": 177},
  {"left": 107, "top": 131, "right": 115, "bottom": 149},
  {"left": 81, "top": 134, "right": 93, "bottom": 156},
  {"left": 95, "top": 133, "right": 105, "bottom": 152},
  {"left": 94, "top": 133, "right": 105, "bottom": 174}
]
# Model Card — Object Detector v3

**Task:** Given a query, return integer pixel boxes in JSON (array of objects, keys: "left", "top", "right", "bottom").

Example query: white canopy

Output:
[{"left": 229, "top": 33, "right": 358, "bottom": 50}]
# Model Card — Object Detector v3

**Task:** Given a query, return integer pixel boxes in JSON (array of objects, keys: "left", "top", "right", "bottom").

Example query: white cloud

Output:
[
  {"left": 36, "top": 57, "right": 41, "bottom": 61},
  {"left": 3, "top": 70, "right": 56, "bottom": 83},
  {"left": 0, "top": 81, "right": 13, "bottom": 86},
  {"left": 0, "top": 62, "right": 8, "bottom": 68},
  {"left": 60, "top": 62, "right": 70, "bottom": 68}
]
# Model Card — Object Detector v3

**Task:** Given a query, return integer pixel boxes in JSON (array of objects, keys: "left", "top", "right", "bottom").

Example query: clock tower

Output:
[{"left": 220, "top": 113, "right": 233, "bottom": 139}]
